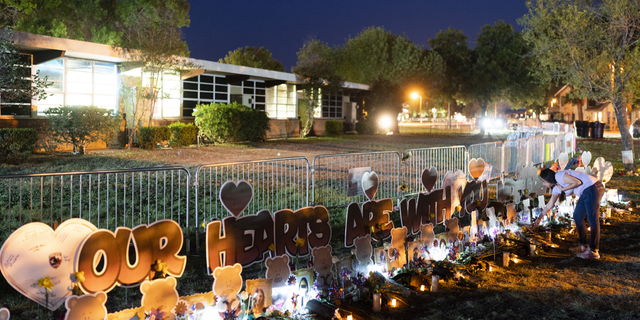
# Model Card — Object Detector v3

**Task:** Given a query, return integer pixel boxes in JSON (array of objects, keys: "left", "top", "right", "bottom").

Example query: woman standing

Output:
[{"left": 535, "top": 168, "right": 605, "bottom": 259}]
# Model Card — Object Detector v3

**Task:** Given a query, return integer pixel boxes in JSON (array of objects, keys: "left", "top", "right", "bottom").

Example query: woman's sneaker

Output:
[
  {"left": 569, "top": 245, "right": 587, "bottom": 253},
  {"left": 577, "top": 249, "right": 600, "bottom": 259}
]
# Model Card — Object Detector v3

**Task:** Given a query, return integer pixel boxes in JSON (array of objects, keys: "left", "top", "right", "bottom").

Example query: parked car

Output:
[{"left": 632, "top": 120, "right": 640, "bottom": 138}]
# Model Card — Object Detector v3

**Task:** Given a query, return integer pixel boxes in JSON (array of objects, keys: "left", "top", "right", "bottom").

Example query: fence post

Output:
[{"left": 501, "top": 142, "right": 506, "bottom": 177}]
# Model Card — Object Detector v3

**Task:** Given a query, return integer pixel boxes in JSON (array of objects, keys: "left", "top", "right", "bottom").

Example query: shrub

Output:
[
  {"left": 325, "top": 120, "right": 343, "bottom": 136},
  {"left": 44, "top": 106, "right": 121, "bottom": 154},
  {"left": 168, "top": 122, "right": 197, "bottom": 147},
  {"left": 193, "top": 102, "right": 270, "bottom": 143},
  {"left": 138, "top": 126, "right": 170, "bottom": 150},
  {"left": 0, "top": 128, "right": 39, "bottom": 156},
  {"left": 356, "top": 119, "right": 372, "bottom": 135}
]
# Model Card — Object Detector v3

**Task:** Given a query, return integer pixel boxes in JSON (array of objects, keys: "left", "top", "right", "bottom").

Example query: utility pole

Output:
[{"left": 448, "top": 102, "right": 451, "bottom": 129}]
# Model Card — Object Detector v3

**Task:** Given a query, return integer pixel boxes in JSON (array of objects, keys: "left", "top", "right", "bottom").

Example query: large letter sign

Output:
[
  {"left": 206, "top": 180, "right": 332, "bottom": 272},
  {"left": 75, "top": 220, "right": 186, "bottom": 294}
]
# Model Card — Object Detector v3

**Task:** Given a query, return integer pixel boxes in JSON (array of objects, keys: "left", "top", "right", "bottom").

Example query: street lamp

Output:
[{"left": 411, "top": 92, "right": 422, "bottom": 123}]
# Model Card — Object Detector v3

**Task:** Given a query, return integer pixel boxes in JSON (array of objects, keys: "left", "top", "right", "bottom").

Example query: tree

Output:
[
  {"left": 520, "top": 0, "right": 640, "bottom": 170},
  {"left": 4, "top": 0, "right": 121, "bottom": 45},
  {"left": 0, "top": 4, "right": 49, "bottom": 114},
  {"left": 467, "top": 21, "right": 544, "bottom": 119},
  {"left": 117, "top": 0, "right": 198, "bottom": 148},
  {"left": 292, "top": 39, "right": 343, "bottom": 137},
  {"left": 219, "top": 46, "right": 285, "bottom": 71},
  {"left": 0, "top": 30, "right": 49, "bottom": 111},
  {"left": 428, "top": 28, "right": 473, "bottom": 116},
  {"left": 335, "top": 26, "right": 444, "bottom": 125}
]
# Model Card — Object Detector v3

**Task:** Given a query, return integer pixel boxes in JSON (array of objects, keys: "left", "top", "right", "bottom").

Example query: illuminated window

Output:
[
  {"left": 36, "top": 58, "right": 118, "bottom": 115},
  {"left": 266, "top": 83, "right": 297, "bottom": 119}
]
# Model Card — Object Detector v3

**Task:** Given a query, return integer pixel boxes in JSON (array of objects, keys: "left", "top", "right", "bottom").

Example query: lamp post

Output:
[{"left": 411, "top": 92, "right": 422, "bottom": 123}]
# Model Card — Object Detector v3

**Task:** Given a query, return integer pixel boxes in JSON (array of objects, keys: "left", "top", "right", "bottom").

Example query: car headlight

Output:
[{"left": 378, "top": 116, "right": 393, "bottom": 131}]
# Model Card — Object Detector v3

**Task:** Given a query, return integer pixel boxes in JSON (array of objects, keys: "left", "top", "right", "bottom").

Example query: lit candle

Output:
[
  {"left": 538, "top": 195, "right": 546, "bottom": 208},
  {"left": 347, "top": 316, "right": 353, "bottom": 320},
  {"left": 391, "top": 299, "right": 397, "bottom": 307},
  {"left": 489, "top": 265, "right": 493, "bottom": 272},
  {"left": 530, "top": 244, "right": 536, "bottom": 257},
  {"left": 373, "top": 293, "right": 381, "bottom": 312},
  {"left": 420, "top": 285, "right": 425, "bottom": 291},
  {"left": 503, "top": 252, "right": 509, "bottom": 267},
  {"left": 431, "top": 275, "right": 439, "bottom": 292}
]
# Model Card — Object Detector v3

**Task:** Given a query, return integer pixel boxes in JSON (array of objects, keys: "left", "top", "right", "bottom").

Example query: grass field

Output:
[{"left": 1, "top": 134, "right": 639, "bottom": 319}]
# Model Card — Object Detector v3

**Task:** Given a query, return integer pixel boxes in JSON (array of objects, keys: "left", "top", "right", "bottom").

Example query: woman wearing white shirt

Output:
[{"left": 535, "top": 168, "right": 605, "bottom": 259}]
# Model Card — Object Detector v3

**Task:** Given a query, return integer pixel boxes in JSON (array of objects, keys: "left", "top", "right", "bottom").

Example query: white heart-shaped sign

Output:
[
  {"left": 219, "top": 180, "right": 253, "bottom": 217},
  {"left": 558, "top": 152, "right": 569, "bottom": 171},
  {"left": 0, "top": 219, "right": 96, "bottom": 310},
  {"left": 468, "top": 158, "right": 486, "bottom": 180},
  {"left": 593, "top": 157, "right": 613, "bottom": 183},
  {"left": 421, "top": 167, "right": 438, "bottom": 193},
  {"left": 362, "top": 171, "right": 379, "bottom": 201},
  {"left": 582, "top": 151, "right": 592, "bottom": 168}
]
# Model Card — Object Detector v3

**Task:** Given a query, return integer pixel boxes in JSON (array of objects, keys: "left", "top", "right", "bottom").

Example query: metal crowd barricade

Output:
[
  {"left": 468, "top": 142, "right": 503, "bottom": 180},
  {"left": 311, "top": 151, "right": 401, "bottom": 208},
  {"left": 0, "top": 166, "right": 191, "bottom": 248},
  {"left": 543, "top": 134, "right": 560, "bottom": 163},
  {"left": 402, "top": 146, "right": 468, "bottom": 195},
  {"left": 502, "top": 140, "right": 519, "bottom": 175},
  {"left": 528, "top": 135, "right": 545, "bottom": 166},
  {"left": 195, "top": 157, "right": 310, "bottom": 218}
]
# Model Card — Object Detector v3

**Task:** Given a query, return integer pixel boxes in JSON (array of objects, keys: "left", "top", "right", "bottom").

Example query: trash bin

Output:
[
  {"left": 589, "top": 122, "right": 597, "bottom": 139},
  {"left": 598, "top": 122, "right": 605, "bottom": 138},
  {"left": 591, "top": 121, "right": 604, "bottom": 139},
  {"left": 575, "top": 121, "right": 588, "bottom": 138}
]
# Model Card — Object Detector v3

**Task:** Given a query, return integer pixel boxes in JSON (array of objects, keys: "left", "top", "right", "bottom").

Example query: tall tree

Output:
[
  {"left": 428, "top": 27, "right": 473, "bottom": 116},
  {"left": 4, "top": 0, "right": 121, "bottom": 45},
  {"left": 335, "top": 26, "right": 443, "bottom": 123},
  {"left": 219, "top": 46, "right": 285, "bottom": 72},
  {"left": 468, "top": 21, "right": 544, "bottom": 117},
  {"left": 292, "top": 39, "right": 343, "bottom": 137},
  {"left": 521, "top": 0, "right": 640, "bottom": 170},
  {"left": 117, "top": 0, "right": 197, "bottom": 148}
]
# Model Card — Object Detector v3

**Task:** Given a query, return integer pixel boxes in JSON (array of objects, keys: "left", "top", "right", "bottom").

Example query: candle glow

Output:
[{"left": 391, "top": 299, "right": 397, "bottom": 307}]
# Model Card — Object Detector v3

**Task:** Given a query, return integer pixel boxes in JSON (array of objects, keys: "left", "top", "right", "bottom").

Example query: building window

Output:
[
  {"left": 266, "top": 83, "right": 296, "bottom": 119},
  {"left": 1, "top": 54, "right": 33, "bottom": 116},
  {"left": 37, "top": 57, "right": 118, "bottom": 115},
  {"left": 182, "top": 74, "right": 229, "bottom": 117},
  {"left": 321, "top": 91, "right": 343, "bottom": 118}
]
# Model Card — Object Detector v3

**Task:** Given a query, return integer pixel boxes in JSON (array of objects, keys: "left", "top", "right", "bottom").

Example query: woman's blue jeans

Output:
[{"left": 573, "top": 181, "right": 605, "bottom": 251}]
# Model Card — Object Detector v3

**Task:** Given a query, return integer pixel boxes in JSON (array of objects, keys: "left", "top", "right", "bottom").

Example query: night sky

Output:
[{"left": 184, "top": 0, "right": 529, "bottom": 72}]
